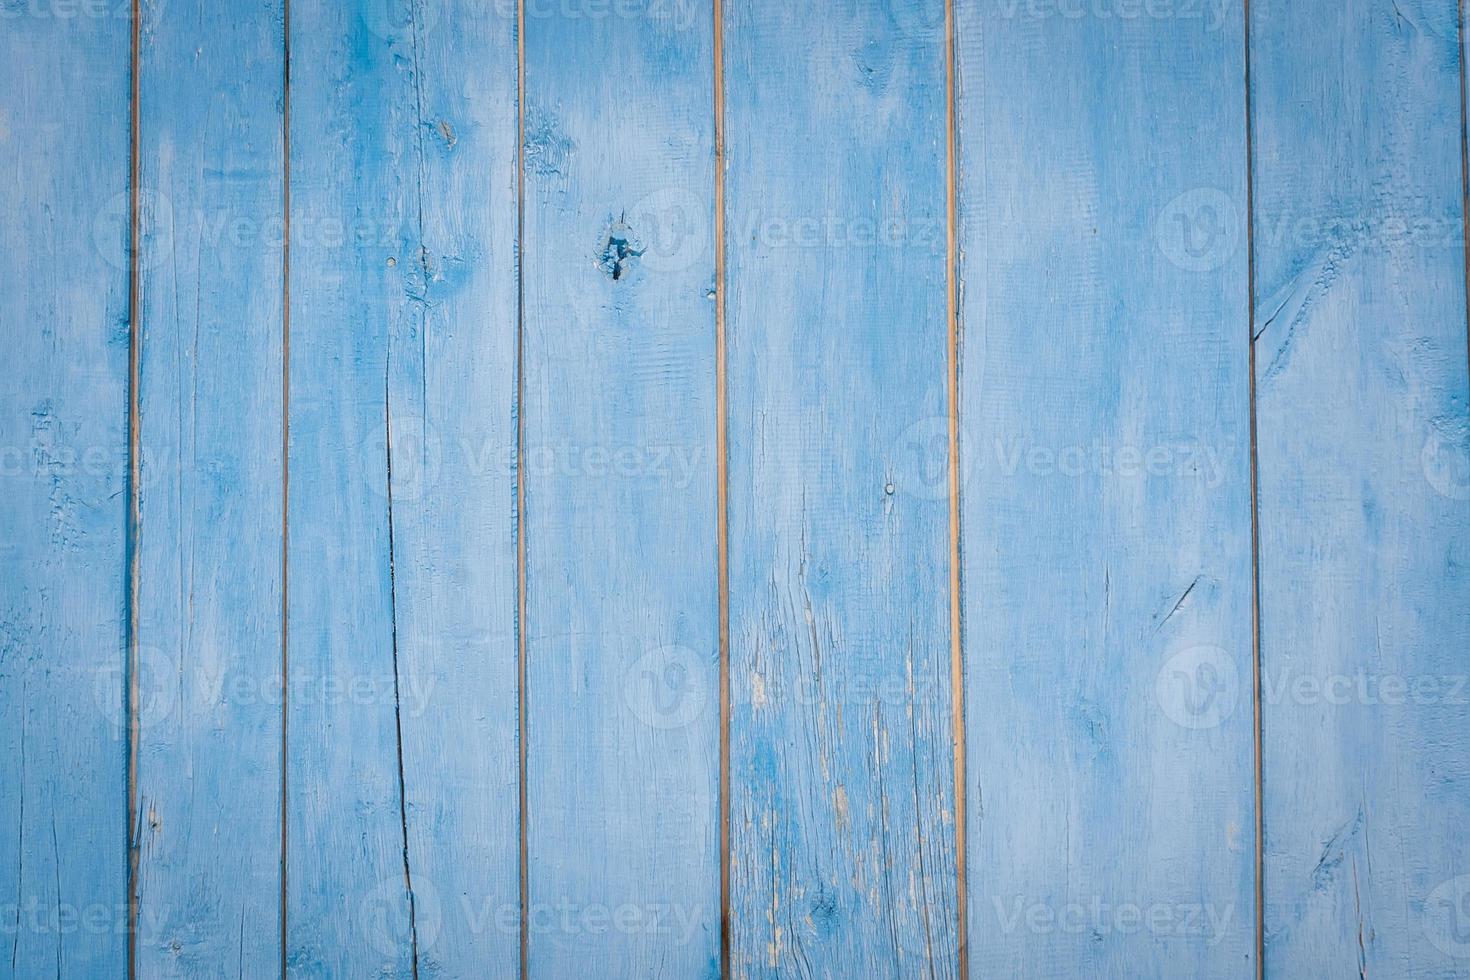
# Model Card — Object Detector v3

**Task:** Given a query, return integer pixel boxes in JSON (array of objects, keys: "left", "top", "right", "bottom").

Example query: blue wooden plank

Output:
[
  {"left": 286, "top": 1, "right": 520, "bottom": 975},
  {"left": 132, "top": 1, "right": 285, "bottom": 974},
  {"left": 955, "top": 1, "right": 1257, "bottom": 975},
  {"left": 0, "top": 9, "right": 130, "bottom": 978},
  {"left": 1250, "top": 1, "right": 1470, "bottom": 975},
  {"left": 521, "top": 2, "right": 720, "bottom": 976},
  {"left": 723, "top": 1, "right": 961, "bottom": 975}
]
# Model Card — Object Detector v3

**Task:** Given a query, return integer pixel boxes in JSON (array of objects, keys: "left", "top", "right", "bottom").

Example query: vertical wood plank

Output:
[
  {"left": 723, "top": 1, "right": 961, "bottom": 975},
  {"left": 388, "top": 1, "right": 523, "bottom": 973},
  {"left": 0, "top": 9, "right": 130, "bottom": 978},
  {"left": 1250, "top": 1, "right": 1470, "bottom": 974},
  {"left": 521, "top": 1, "right": 720, "bottom": 975},
  {"left": 955, "top": 1, "right": 1257, "bottom": 974},
  {"left": 287, "top": 1, "right": 520, "bottom": 975},
  {"left": 133, "top": 1, "right": 285, "bottom": 973}
]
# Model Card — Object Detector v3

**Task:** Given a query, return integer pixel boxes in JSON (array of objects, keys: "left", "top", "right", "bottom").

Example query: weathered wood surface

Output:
[
  {"left": 286, "top": 0, "right": 519, "bottom": 975},
  {"left": 133, "top": 1, "right": 286, "bottom": 975},
  {"left": 955, "top": 0, "right": 1258, "bottom": 974},
  {"left": 521, "top": 2, "right": 722, "bottom": 975},
  {"left": 0, "top": 8, "right": 130, "bottom": 978},
  {"left": 0, "top": 1, "right": 1467, "bottom": 976},
  {"left": 1251, "top": 0, "right": 1470, "bottom": 975},
  {"left": 723, "top": 1, "right": 962, "bottom": 976}
]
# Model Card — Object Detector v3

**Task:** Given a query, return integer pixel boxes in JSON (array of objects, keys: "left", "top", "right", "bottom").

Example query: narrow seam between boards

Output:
[
  {"left": 126, "top": 1, "right": 142, "bottom": 976},
  {"left": 279, "top": 1, "right": 292, "bottom": 975},
  {"left": 945, "top": 0, "right": 968, "bottom": 976},
  {"left": 516, "top": 0, "right": 531, "bottom": 976},
  {"left": 1241, "top": 2, "right": 1265, "bottom": 978},
  {"left": 1459, "top": 0, "right": 1470, "bottom": 402},
  {"left": 713, "top": 0, "right": 732, "bottom": 975}
]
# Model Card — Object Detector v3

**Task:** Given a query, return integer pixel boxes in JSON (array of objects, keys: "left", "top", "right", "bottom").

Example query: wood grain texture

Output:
[
  {"left": 1250, "top": 0, "right": 1470, "bottom": 975},
  {"left": 10, "top": 4, "right": 1470, "bottom": 975},
  {"left": 0, "top": 8, "right": 130, "bottom": 978},
  {"left": 955, "top": 0, "right": 1257, "bottom": 975},
  {"left": 723, "top": 1, "right": 961, "bottom": 975},
  {"left": 286, "top": 0, "right": 519, "bottom": 975},
  {"left": 132, "top": 1, "right": 285, "bottom": 974},
  {"left": 521, "top": 2, "right": 721, "bottom": 976}
]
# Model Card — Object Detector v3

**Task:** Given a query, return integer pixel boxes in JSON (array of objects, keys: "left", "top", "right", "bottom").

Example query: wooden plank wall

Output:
[
  {"left": 1251, "top": 0, "right": 1470, "bottom": 976},
  {"left": 286, "top": 2, "right": 421, "bottom": 972},
  {"left": 286, "top": 1, "right": 519, "bottom": 976},
  {"left": 955, "top": 0, "right": 1257, "bottom": 975},
  {"left": 521, "top": 2, "right": 721, "bottom": 977},
  {"left": 133, "top": 1, "right": 285, "bottom": 976},
  {"left": 1, "top": 0, "right": 1468, "bottom": 978},
  {"left": 723, "top": 0, "right": 961, "bottom": 976},
  {"left": 0, "top": 7, "right": 130, "bottom": 978}
]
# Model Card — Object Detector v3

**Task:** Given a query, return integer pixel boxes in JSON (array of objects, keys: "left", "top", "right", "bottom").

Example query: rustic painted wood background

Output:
[{"left": 2, "top": 0, "right": 1469, "bottom": 977}]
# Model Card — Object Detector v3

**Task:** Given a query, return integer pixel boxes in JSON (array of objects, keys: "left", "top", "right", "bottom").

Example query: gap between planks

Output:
[
  {"left": 1241, "top": 1, "right": 1265, "bottom": 977},
  {"left": 944, "top": 0, "right": 969, "bottom": 976},
  {"left": 713, "top": 0, "right": 732, "bottom": 976},
  {"left": 280, "top": 0, "right": 293, "bottom": 974},
  {"left": 125, "top": 1, "right": 142, "bottom": 977},
  {"left": 515, "top": 0, "right": 531, "bottom": 976},
  {"left": 1460, "top": 0, "right": 1470, "bottom": 401}
]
